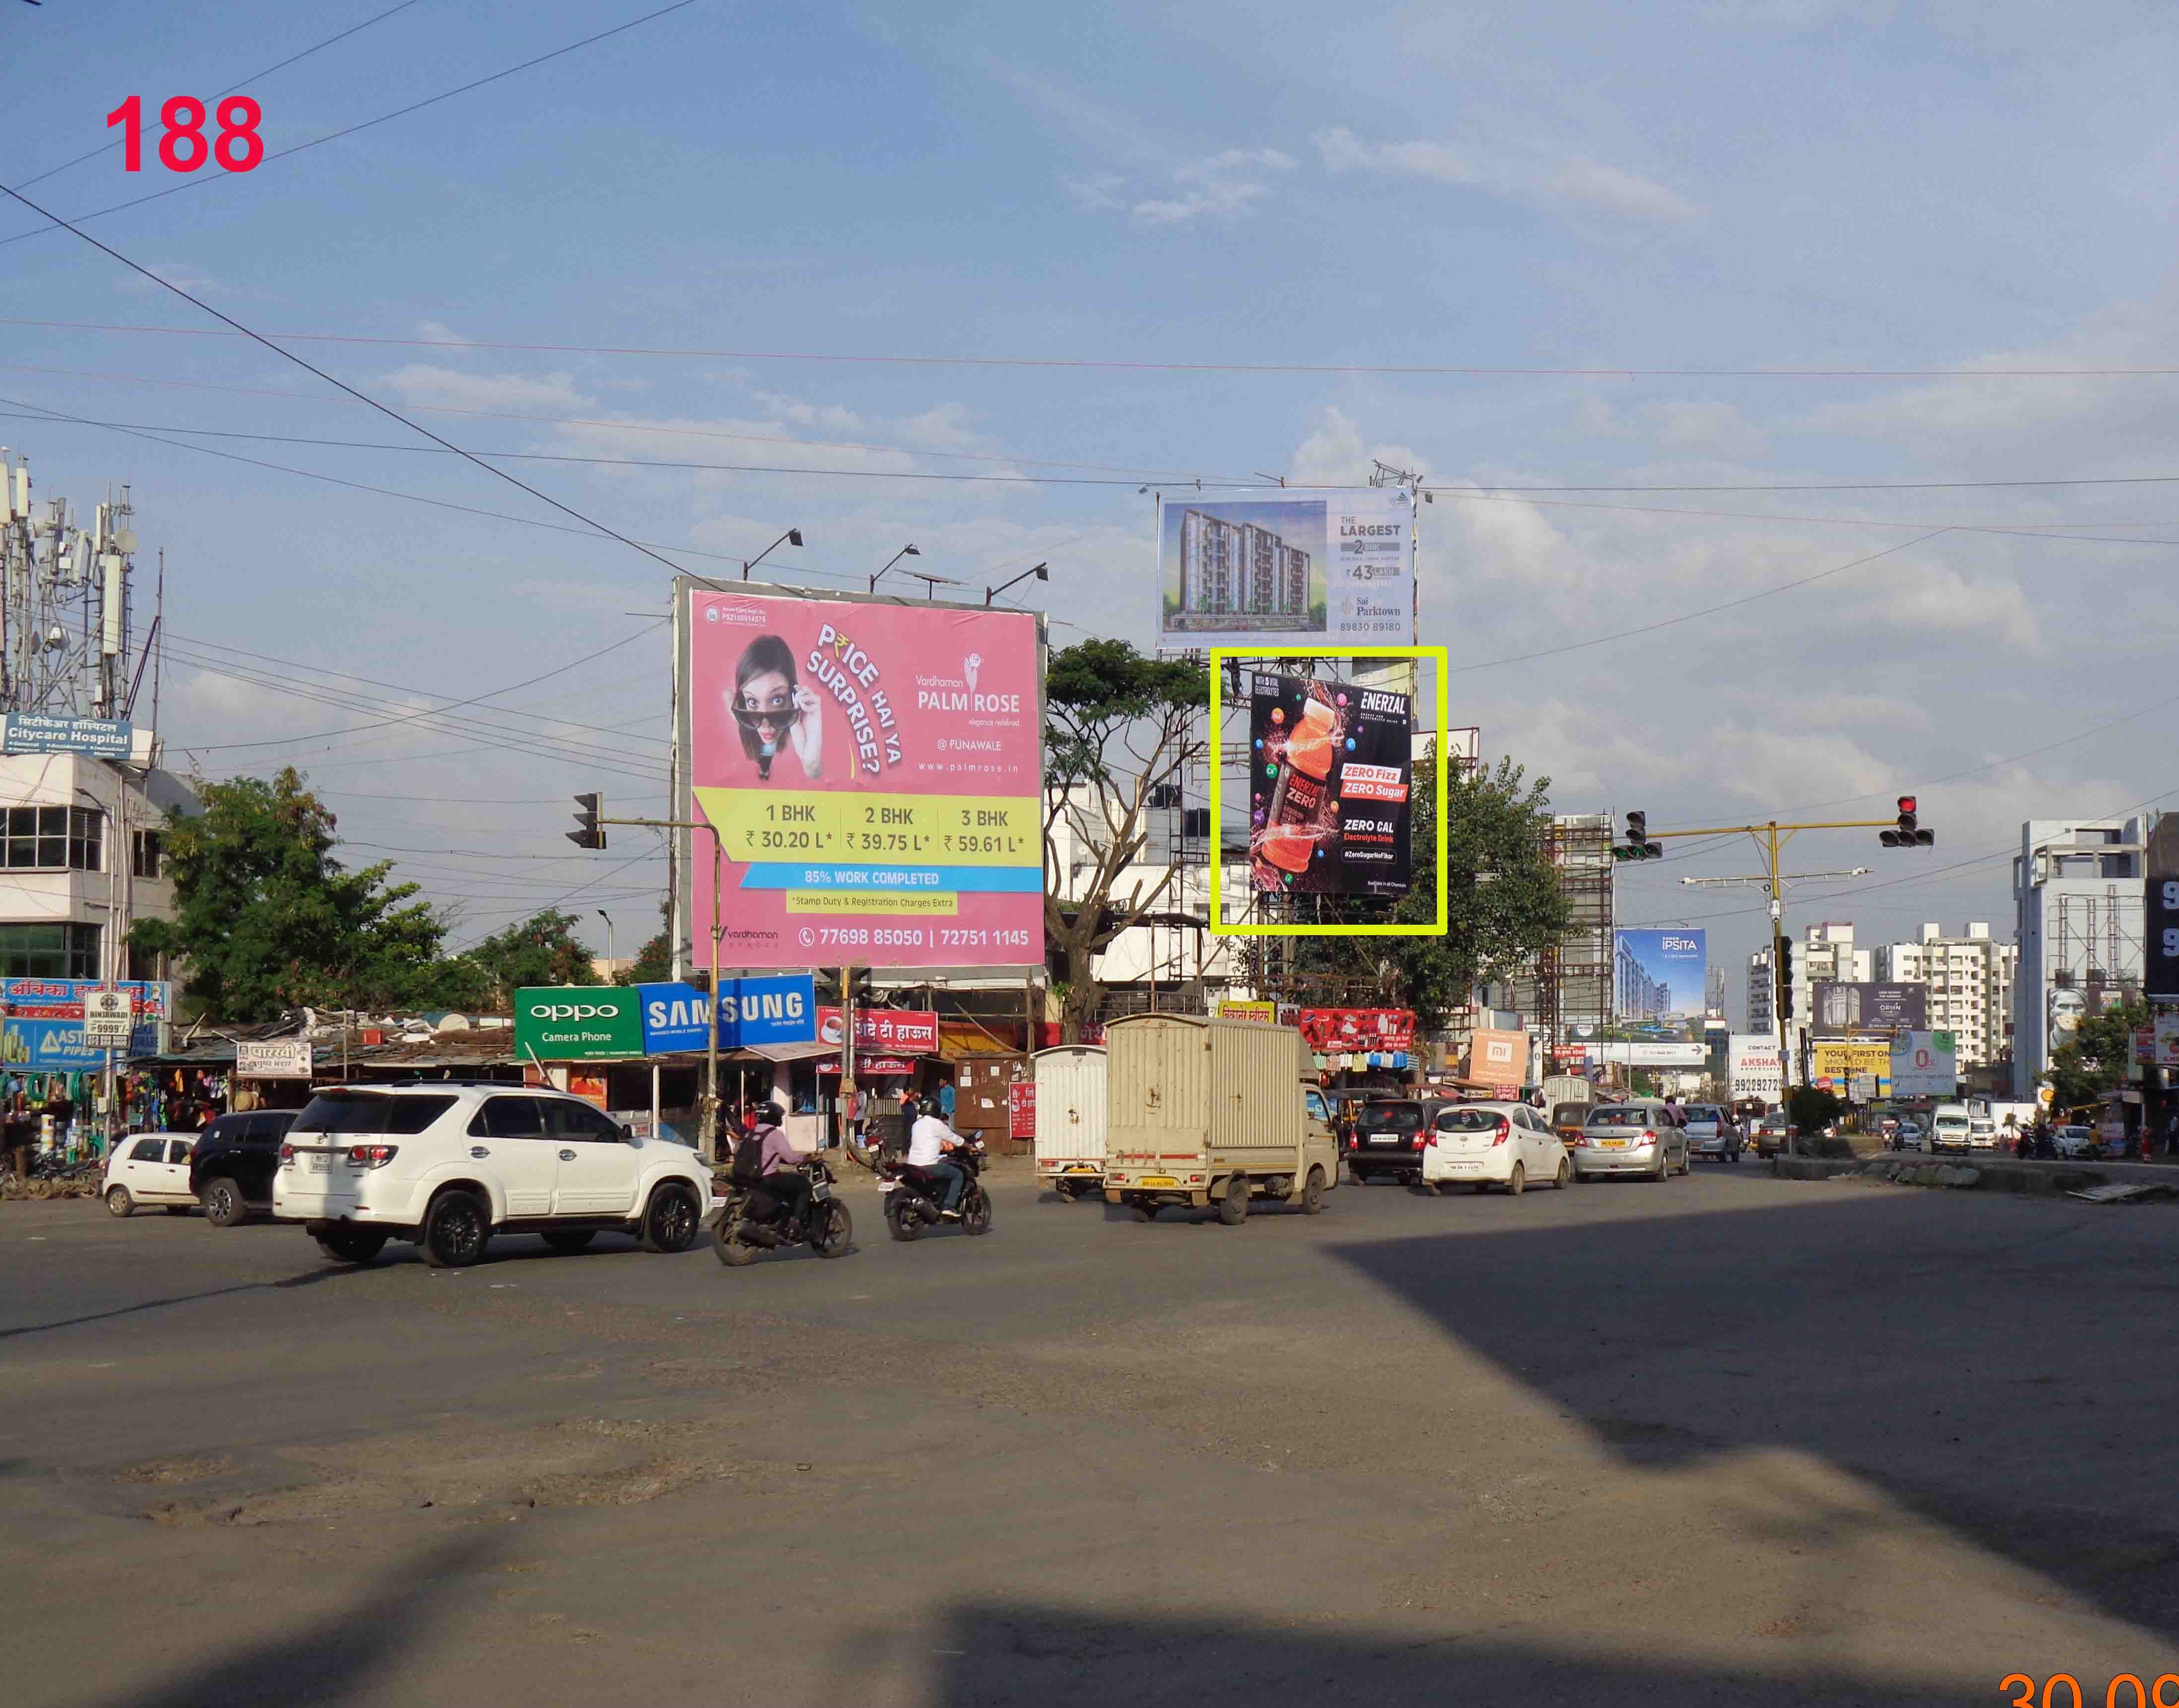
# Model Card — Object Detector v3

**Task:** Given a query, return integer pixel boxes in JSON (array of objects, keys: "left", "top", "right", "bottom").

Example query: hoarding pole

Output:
[
  {"left": 840, "top": 964, "right": 855, "bottom": 1151},
  {"left": 704, "top": 826, "right": 721, "bottom": 1164}
]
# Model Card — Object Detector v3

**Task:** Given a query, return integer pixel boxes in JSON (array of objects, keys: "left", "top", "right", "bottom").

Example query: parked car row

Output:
[{"left": 103, "top": 1081, "right": 713, "bottom": 1268}]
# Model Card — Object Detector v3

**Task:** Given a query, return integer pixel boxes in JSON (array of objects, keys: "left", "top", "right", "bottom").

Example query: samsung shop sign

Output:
[{"left": 638, "top": 975, "right": 816, "bottom": 1053}]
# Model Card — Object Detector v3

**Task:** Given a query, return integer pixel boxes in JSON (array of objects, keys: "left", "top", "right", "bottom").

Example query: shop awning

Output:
[{"left": 730, "top": 1039, "right": 838, "bottom": 1064}]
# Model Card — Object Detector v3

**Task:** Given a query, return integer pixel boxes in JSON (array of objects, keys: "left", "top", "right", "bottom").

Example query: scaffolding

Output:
[{"left": 1532, "top": 813, "right": 1615, "bottom": 1067}]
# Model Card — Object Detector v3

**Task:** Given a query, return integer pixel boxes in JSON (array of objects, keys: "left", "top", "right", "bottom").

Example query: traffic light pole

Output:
[
  {"left": 1634, "top": 815, "right": 1928, "bottom": 1157},
  {"left": 579, "top": 809, "right": 728, "bottom": 1165}
]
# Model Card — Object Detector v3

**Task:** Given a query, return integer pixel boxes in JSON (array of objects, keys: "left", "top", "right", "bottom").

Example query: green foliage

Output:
[
  {"left": 1042, "top": 639, "right": 1209, "bottom": 1040},
  {"left": 457, "top": 908, "right": 599, "bottom": 1007},
  {"left": 1291, "top": 752, "right": 1571, "bottom": 1031},
  {"left": 617, "top": 930, "right": 672, "bottom": 985},
  {"left": 1788, "top": 1086, "right": 1843, "bottom": 1135},
  {"left": 2043, "top": 995, "right": 2148, "bottom": 1117},
  {"left": 129, "top": 767, "right": 458, "bottom": 1023}
]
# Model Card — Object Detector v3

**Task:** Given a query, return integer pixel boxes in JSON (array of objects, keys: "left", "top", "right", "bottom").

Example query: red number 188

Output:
[{"left": 103, "top": 96, "right": 263, "bottom": 173}]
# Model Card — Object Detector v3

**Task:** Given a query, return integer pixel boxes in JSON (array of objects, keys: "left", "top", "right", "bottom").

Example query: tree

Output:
[
  {"left": 616, "top": 930, "right": 672, "bottom": 986},
  {"left": 1287, "top": 753, "right": 1570, "bottom": 1032},
  {"left": 2043, "top": 995, "right": 2148, "bottom": 1117},
  {"left": 129, "top": 768, "right": 459, "bottom": 1022},
  {"left": 457, "top": 908, "right": 600, "bottom": 1008},
  {"left": 1787, "top": 1085, "right": 1843, "bottom": 1137},
  {"left": 1042, "top": 639, "right": 1209, "bottom": 1041}
]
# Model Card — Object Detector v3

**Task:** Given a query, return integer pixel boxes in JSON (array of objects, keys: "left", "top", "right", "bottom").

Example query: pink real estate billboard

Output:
[{"left": 686, "top": 589, "right": 1043, "bottom": 969}]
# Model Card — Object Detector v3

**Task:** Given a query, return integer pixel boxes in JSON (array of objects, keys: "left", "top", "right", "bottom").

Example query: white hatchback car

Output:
[
  {"left": 102, "top": 1133, "right": 198, "bottom": 1217},
  {"left": 1421, "top": 1101, "right": 1570, "bottom": 1195},
  {"left": 272, "top": 1082, "right": 713, "bottom": 1268}
]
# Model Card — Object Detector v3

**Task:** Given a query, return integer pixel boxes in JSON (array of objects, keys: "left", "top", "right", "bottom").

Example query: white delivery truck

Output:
[
  {"left": 1033, "top": 1044, "right": 1107, "bottom": 1201},
  {"left": 1101, "top": 1013, "right": 1340, "bottom": 1224}
]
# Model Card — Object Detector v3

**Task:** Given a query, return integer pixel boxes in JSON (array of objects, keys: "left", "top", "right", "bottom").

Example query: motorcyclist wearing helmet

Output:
[
  {"left": 749, "top": 1102, "right": 813, "bottom": 1229},
  {"left": 905, "top": 1096, "right": 966, "bottom": 1220}
]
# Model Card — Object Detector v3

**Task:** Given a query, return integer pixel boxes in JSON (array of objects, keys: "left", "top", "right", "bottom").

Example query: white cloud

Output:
[
  {"left": 1132, "top": 147, "right": 1296, "bottom": 225},
  {"left": 1287, "top": 407, "right": 1429, "bottom": 487},
  {"left": 381, "top": 365, "right": 590, "bottom": 412},
  {"left": 1063, "top": 174, "right": 1126, "bottom": 211},
  {"left": 119, "top": 262, "right": 224, "bottom": 295},
  {"left": 750, "top": 392, "right": 867, "bottom": 433},
  {"left": 414, "top": 320, "right": 471, "bottom": 348},
  {"left": 1643, "top": 400, "right": 1769, "bottom": 459},
  {"left": 1313, "top": 126, "right": 1704, "bottom": 232}
]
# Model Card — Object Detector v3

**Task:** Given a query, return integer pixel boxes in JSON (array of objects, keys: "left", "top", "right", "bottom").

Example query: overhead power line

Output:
[
  {"left": 7, "top": 0, "right": 423, "bottom": 193},
  {"left": 0, "top": 186, "right": 698, "bottom": 582},
  {"left": 8, "top": 317, "right": 2179, "bottom": 380}
]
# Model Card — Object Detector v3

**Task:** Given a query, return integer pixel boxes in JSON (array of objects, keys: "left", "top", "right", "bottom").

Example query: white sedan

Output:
[
  {"left": 103, "top": 1133, "right": 199, "bottom": 1217},
  {"left": 1421, "top": 1101, "right": 1570, "bottom": 1195}
]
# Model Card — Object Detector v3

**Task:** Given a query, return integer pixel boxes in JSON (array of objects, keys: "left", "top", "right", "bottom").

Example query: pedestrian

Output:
[
  {"left": 938, "top": 1078, "right": 956, "bottom": 1123},
  {"left": 2, "top": 1107, "right": 31, "bottom": 1182}
]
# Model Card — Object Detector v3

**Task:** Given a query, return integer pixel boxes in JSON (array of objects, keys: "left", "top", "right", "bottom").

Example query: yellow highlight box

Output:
[
  {"left": 693, "top": 787, "right": 1038, "bottom": 867},
  {"left": 785, "top": 891, "right": 960, "bottom": 915},
  {"left": 1209, "top": 645, "right": 1450, "bottom": 938}
]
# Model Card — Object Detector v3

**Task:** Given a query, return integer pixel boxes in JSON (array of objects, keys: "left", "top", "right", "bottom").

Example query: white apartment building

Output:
[
  {"left": 1747, "top": 946, "right": 1774, "bottom": 1034},
  {"left": 0, "top": 749, "right": 194, "bottom": 984},
  {"left": 1747, "top": 922, "right": 1865, "bottom": 1059},
  {"left": 1874, "top": 922, "right": 2017, "bottom": 1070},
  {"left": 2012, "top": 818, "right": 2145, "bottom": 1098}
]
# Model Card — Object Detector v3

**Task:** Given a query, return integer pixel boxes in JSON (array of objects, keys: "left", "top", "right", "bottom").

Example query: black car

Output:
[
  {"left": 1343, "top": 1098, "right": 1428, "bottom": 1184},
  {"left": 188, "top": 1109, "right": 300, "bottom": 1226}
]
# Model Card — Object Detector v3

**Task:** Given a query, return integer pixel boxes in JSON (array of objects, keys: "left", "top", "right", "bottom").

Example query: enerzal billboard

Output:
[
  {"left": 1, "top": 978, "right": 168, "bottom": 1068},
  {"left": 1613, "top": 930, "right": 1706, "bottom": 1024},
  {"left": 1156, "top": 488, "right": 1414, "bottom": 652},
  {"left": 1247, "top": 671, "right": 1411, "bottom": 898},
  {"left": 686, "top": 590, "right": 1042, "bottom": 970}
]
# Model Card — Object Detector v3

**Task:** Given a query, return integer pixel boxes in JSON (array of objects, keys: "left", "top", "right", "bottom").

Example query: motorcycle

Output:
[
  {"left": 710, "top": 1156, "right": 853, "bottom": 1266},
  {"left": 878, "top": 1135, "right": 991, "bottom": 1241}
]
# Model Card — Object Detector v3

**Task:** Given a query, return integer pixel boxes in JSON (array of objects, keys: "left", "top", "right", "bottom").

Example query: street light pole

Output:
[
  {"left": 984, "top": 561, "right": 1049, "bottom": 605},
  {"left": 870, "top": 544, "right": 920, "bottom": 593},
  {"left": 597, "top": 909, "right": 614, "bottom": 972},
  {"left": 741, "top": 528, "right": 804, "bottom": 582}
]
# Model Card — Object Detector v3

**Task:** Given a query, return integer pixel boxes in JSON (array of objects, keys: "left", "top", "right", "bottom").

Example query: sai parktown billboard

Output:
[
  {"left": 1612, "top": 930, "right": 1706, "bottom": 1024},
  {"left": 684, "top": 588, "right": 1043, "bottom": 970},
  {"left": 1247, "top": 671, "right": 1411, "bottom": 898},
  {"left": 1156, "top": 488, "right": 1414, "bottom": 652}
]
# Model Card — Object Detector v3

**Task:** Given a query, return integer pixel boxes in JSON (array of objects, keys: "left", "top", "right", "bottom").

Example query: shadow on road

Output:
[
  {"left": 1326, "top": 1190, "right": 2179, "bottom": 1639},
  {"left": 919, "top": 1602, "right": 1997, "bottom": 1707},
  {"left": 72, "top": 1530, "right": 502, "bottom": 1708},
  {"left": 0, "top": 1264, "right": 355, "bottom": 1341}
]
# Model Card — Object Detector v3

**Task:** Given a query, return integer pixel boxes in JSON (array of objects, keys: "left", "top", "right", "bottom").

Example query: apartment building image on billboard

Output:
[{"left": 1169, "top": 503, "right": 1324, "bottom": 633}]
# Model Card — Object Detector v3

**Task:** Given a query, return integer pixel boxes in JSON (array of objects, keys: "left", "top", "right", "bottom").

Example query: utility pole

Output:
[{"left": 1618, "top": 800, "right": 1934, "bottom": 1153}]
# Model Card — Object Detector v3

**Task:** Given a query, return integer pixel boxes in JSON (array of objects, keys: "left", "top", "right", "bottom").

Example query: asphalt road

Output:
[{"left": 5, "top": 1159, "right": 2177, "bottom": 1708}]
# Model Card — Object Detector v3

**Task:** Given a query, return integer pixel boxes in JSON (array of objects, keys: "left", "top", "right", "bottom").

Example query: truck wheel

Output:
[
  {"left": 1218, "top": 1180, "right": 1249, "bottom": 1226},
  {"left": 1299, "top": 1166, "right": 1326, "bottom": 1215}
]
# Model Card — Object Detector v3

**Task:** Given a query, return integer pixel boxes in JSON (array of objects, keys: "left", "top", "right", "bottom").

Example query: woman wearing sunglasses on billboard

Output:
[{"left": 731, "top": 634, "right": 824, "bottom": 782}]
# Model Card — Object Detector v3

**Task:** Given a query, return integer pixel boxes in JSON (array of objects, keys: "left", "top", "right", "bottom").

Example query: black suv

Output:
[
  {"left": 1343, "top": 1097, "right": 1429, "bottom": 1185},
  {"left": 189, "top": 1109, "right": 300, "bottom": 1226}
]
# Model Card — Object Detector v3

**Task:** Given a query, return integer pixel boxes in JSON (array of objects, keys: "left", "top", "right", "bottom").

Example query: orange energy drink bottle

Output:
[{"left": 1260, "top": 694, "right": 1339, "bottom": 874}]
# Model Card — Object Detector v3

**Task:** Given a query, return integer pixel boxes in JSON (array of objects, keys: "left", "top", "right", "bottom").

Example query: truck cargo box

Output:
[{"left": 1033, "top": 1045, "right": 1106, "bottom": 1197}]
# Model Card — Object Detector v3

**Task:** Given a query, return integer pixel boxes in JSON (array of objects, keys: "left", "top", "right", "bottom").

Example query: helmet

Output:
[
  {"left": 759, "top": 1102, "right": 785, "bottom": 1127},
  {"left": 920, "top": 1097, "right": 943, "bottom": 1119}
]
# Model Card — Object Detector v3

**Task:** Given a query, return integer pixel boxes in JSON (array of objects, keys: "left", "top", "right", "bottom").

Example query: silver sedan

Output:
[{"left": 1573, "top": 1104, "right": 1690, "bottom": 1181}]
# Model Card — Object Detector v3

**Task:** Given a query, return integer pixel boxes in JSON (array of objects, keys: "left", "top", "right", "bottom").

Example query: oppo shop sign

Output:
[{"left": 515, "top": 987, "right": 644, "bottom": 1061}]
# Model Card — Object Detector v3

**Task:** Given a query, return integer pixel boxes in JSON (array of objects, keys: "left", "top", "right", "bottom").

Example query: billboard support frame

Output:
[{"left": 1208, "top": 645, "right": 1447, "bottom": 938}]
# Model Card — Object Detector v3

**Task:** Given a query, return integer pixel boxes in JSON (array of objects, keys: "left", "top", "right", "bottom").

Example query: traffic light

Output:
[
  {"left": 567, "top": 792, "right": 606, "bottom": 849},
  {"left": 1880, "top": 795, "right": 1934, "bottom": 848},
  {"left": 1777, "top": 941, "right": 1795, "bottom": 1020},
  {"left": 1613, "top": 810, "right": 1665, "bottom": 861}
]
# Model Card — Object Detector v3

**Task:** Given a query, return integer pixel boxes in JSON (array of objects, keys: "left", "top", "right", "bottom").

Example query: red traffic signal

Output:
[
  {"left": 1882, "top": 797, "right": 1932, "bottom": 849},
  {"left": 1897, "top": 796, "right": 1917, "bottom": 816}
]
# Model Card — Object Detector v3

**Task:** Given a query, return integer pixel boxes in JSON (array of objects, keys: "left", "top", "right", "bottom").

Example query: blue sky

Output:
[{"left": 6, "top": 0, "right": 2179, "bottom": 1018}]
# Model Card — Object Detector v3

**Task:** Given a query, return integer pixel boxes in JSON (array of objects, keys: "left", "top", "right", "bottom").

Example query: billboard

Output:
[
  {"left": 1889, "top": 1030, "right": 1959, "bottom": 1097},
  {"left": 1247, "top": 671, "right": 1411, "bottom": 898},
  {"left": 1468, "top": 1027, "right": 1531, "bottom": 1092},
  {"left": 1811, "top": 1040, "right": 1891, "bottom": 1096},
  {"left": 1613, "top": 930, "right": 1706, "bottom": 1024},
  {"left": 2146, "top": 877, "right": 2179, "bottom": 1000},
  {"left": 1296, "top": 1008, "right": 1416, "bottom": 1053},
  {"left": 1728, "top": 1035, "right": 1784, "bottom": 1102},
  {"left": 685, "top": 590, "right": 1042, "bottom": 969},
  {"left": 1156, "top": 488, "right": 1413, "bottom": 652},
  {"left": 637, "top": 975, "right": 817, "bottom": 1054},
  {"left": 1811, "top": 981, "right": 1928, "bottom": 1035},
  {"left": 0, "top": 977, "right": 167, "bottom": 1068},
  {"left": 0, "top": 713, "right": 132, "bottom": 757},
  {"left": 515, "top": 986, "right": 643, "bottom": 1061}
]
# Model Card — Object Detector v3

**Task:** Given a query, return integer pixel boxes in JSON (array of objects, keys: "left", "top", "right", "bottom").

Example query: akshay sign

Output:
[
  {"left": 684, "top": 589, "right": 1043, "bottom": 970},
  {"left": 1247, "top": 672, "right": 1412, "bottom": 898},
  {"left": 1156, "top": 488, "right": 1414, "bottom": 652}
]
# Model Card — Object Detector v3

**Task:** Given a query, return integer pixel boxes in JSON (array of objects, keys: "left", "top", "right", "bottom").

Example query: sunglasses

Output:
[{"left": 732, "top": 694, "right": 805, "bottom": 730}]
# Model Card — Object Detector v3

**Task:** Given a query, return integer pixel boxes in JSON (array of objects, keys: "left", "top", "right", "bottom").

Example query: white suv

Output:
[{"left": 272, "top": 1082, "right": 712, "bottom": 1268}]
